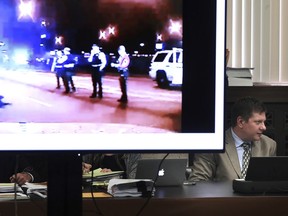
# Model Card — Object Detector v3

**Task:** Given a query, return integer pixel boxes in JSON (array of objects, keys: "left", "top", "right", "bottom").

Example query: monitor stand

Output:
[{"left": 47, "top": 152, "right": 82, "bottom": 216}]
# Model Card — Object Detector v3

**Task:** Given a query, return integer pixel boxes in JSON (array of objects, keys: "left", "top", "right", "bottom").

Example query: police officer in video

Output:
[
  {"left": 111, "top": 45, "right": 130, "bottom": 103},
  {"left": 53, "top": 50, "right": 63, "bottom": 89},
  {"left": 54, "top": 50, "right": 65, "bottom": 88},
  {"left": 62, "top": 47, "right": 76, "bottom": 94},
  {"left": 53, "top": 47, "right": 76, "bottom": 94},
  {"left": 88, "top": 44, "right": 107, "bottom": 98}
]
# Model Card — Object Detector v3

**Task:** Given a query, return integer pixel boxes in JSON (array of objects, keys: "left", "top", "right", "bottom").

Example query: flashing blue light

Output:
[
  {"left": 155, "top": 43, "right": 163, "bottom": 50},
  {"left": 12, "top": 48, "right": 30, "bottom": 65}
]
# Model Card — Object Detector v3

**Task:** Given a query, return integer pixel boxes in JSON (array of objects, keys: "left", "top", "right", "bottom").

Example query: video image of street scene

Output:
[{"left": 0, "top": 0, "right": 182, "bottom": 134}]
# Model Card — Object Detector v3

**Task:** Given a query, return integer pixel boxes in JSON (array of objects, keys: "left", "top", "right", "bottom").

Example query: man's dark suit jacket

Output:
[{"left": 0, "top": 153, "right": 43, "bottom": 183}]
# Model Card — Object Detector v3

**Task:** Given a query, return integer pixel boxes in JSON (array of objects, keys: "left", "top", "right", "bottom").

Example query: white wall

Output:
[{"left": 226, "top": 0, "right": 288, "bottom": 83}]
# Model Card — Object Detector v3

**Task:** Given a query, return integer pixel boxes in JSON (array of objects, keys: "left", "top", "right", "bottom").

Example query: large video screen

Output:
[{"left": 0, "top": 0, "right": 225, "bottom": 151}]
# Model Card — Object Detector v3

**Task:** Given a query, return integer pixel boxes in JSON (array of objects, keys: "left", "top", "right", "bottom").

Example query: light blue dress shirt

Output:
[{"left": 230, "top": 128, "right": 251, "bottom": 170}]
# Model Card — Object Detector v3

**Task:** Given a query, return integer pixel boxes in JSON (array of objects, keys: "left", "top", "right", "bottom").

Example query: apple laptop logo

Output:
[{"left": 158, "top": 169, "right": 165, "bottom": 176}]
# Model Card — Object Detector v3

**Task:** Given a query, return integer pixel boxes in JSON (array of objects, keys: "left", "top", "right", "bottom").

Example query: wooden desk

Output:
[
  {"left": 1, "top": 182, "right": 288, "bottom": 216},
  {"left": 82, "top": 181, "right": 288, "bottom": 216}
]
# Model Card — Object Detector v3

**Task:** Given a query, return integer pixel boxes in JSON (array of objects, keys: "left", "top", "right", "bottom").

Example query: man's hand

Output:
[
  {"left": 10, "top": 172, "right": 32, "bottom": 186},
  {"left": 82, "top": 162, "right": 92, "bottom": 174},
  {"left": 100, "top": 168, "right": 112, "bottom": 173}
]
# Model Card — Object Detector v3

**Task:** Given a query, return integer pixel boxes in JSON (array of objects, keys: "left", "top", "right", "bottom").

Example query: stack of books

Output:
[
  {"left": 107, "top": 179, "right": 155, "bottom": 197},
  {"left": 0, "top": 183, "right": 27, "bottom": 200},
  {"left": 226, "top": 67, "right": 254, "bottom": 86},
  {"left": 0, "top": 182, "right": 47, "bottom": 200},
  {"left": 0, "top": 183, "right": 22, "bottom": 193},
  {"left": 22, "top": 182, "right": 47, "bottom": 198}
]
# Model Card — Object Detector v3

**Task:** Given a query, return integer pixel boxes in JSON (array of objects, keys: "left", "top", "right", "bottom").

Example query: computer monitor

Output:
[
  {"left": 0, "top": 0, "right": 226, "bottom": 215},
  {"left": 0, "top": 0, "right": 226, "bottom": 153}
]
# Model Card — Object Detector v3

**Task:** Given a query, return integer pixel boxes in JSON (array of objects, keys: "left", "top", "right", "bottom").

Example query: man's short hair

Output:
[{"left": 231, "top": 96, "right": 267, "bottom": 127}]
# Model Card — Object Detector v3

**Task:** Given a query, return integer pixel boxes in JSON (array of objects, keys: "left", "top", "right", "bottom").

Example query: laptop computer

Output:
[
  {"left": 245, "top": 156, "right": 288, "bottom": 181},
  {"left": 233, "top": 156, "right": 288, "bottom": 193},
  {"left": 135, "top": 158, "right": 188, "bottom": 186}
]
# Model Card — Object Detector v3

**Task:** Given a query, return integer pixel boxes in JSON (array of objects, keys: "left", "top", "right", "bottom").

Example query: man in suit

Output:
[
  {"left": 0, "top": 153, "right": 45, "bottom": 185},
  {"left": 189, "top": 96, "right": 277, "bottom": 182}
]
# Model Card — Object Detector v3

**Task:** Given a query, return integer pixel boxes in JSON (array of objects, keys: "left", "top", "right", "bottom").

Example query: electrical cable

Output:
[
  {"left": 135, "top": 153, "right": 170, "bottom": 216},
  {"left": 89, "top": 153, "right": 104, "bottom": 216},
  {"left": 13, "top": 154, "right": 20, "bottom": 216},
  {"left": 13, "top": 154, "right": 46, "bottom": 215}
]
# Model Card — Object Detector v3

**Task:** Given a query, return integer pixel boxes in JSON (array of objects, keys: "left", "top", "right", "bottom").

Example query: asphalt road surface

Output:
[{"left": 0, "top": 67, "right": 181, "bottom": 134}]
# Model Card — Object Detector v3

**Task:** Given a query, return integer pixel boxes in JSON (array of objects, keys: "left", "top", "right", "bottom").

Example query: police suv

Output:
[{"left": 149, "top": 47, "right": 183, "bottom": 88}]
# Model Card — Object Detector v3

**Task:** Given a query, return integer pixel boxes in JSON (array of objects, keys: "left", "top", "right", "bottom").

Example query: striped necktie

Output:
[{"left": 241, "top": 142, "right": 251, "bottom": 179}]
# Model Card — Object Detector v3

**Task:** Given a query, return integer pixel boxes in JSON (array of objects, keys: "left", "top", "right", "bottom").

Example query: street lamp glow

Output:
[
  {"left": 18, "top": 0, "right": 35, "bottom": 20},
  {"left": 156, "top": 33, "right": 162, "bottom": 41},
  {"left": 55, "top": 36, "right": 63, "bottom": 45},
  {"left": 169, "top": 19, "right": 182, "bottom": 35},
  {"left": 99, "top": 30, "right": 106, "bottom": 40},
  {"left": 108, "top": 26, "right": 115, "bottom": 35}
]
